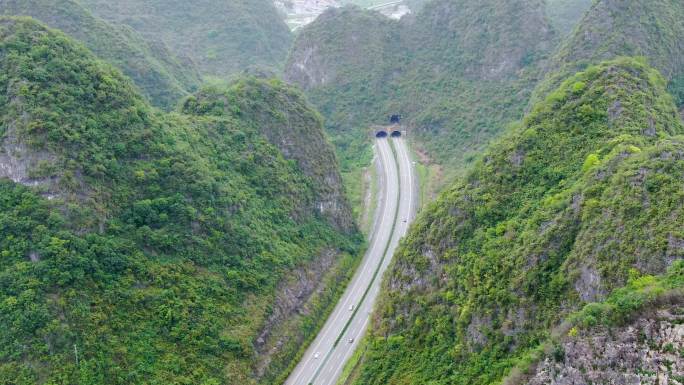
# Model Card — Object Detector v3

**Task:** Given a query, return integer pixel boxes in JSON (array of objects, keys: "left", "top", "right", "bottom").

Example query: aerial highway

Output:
[{"left": 285, "top": 134, "right": 417, "bottom": 385}]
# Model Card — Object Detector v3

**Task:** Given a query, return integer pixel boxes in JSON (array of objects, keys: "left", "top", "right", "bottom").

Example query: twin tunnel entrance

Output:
[
  {"left": 376, "top": 114, "right": 403, "bottom": 138},
  {"left": 376, "top": 130, "right": 402, "bottom": 138}
]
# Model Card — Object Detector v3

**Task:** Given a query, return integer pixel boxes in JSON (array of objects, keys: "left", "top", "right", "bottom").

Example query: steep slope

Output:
[
  {"left": 537, "top": 0, "right": 684, "bottom": 107},
  {"left": 0, "top": 0, "right": 201, "bottom": 109},
  {"left": 0, "top": 17, "right": 359, "bottom": 384},
  {"left": 521, "top": 263, "right": 684, "bottom": 385},
  {"left": 182, "top": 80, "right": 353, "bottom": 231},
  {"left": 286, "top": 0, "right": 556, "bottom": 179},
  {"left": 352, "top": 58, "right": 684, "bottom": 384},
  {"left": 545, "top": 0, "right": 593, "bottom": 36},
  {"left": 79, "top": 0, "right": 293, "bottom": 77},
  {"left": 285, "top": 6, "right": 399, "bottom": 129}
]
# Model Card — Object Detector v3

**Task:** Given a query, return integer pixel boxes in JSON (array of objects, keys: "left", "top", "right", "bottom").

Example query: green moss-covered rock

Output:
[{"left": 183, "top": 78, "right": 354, "bottom": 232}]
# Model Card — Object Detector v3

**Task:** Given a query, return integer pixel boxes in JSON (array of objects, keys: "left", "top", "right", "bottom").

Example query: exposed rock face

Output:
[
  {"left": 349, "top": 60, "right": 684, "bottom": 385},
  {"left": 527, "top": 308, "right": 684, "bottom": 385},
  {"left": 0, "top": 122, "right": 59, "bottom": 197},
  {"left": 254, "top": 248, "right": 339, "bottom": 377},
  {"left": 240, "top": 83, "right": 354, "bottom": 232}
]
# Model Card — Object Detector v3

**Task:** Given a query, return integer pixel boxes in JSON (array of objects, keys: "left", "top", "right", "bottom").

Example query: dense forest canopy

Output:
[{"left": 286, "top": 0, "right": 556, "bottom": 181}]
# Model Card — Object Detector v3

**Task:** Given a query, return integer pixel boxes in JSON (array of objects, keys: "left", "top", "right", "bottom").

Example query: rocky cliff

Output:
[
  {"left": 527, "top": 308, "right": 684, "bottom": 385},
  {"left": 182, "top": 79, "right": 354, "bottom": 232}
]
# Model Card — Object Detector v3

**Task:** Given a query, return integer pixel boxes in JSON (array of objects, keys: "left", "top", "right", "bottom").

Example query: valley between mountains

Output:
[{"left": 1, "top": 1, "right": 683, "bottom": 385}]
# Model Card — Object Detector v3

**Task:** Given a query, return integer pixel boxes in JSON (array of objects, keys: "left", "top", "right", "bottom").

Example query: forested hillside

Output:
[
  {"left": 0, "top": 17, "right": 359, "bottom": 384},
  {"left": 286, "top": 0, "right": 555, "bottom": 178},
  {"left": 78, "top": 0, "right": 293, "bottom": 77},
  {"left": 0, "top": 0, "right": 201, "bottom": 109},
  {"left": 352, "top": 57, "right": 684, "bottom": 384},
  {"left": 537, "top": 0, "right": 684, "bottom": 107},
  {"left": 545, "top": 0, "right": 592, "bottom": 36}
]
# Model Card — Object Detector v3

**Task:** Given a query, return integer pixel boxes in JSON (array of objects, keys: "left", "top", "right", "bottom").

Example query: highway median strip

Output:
[{"left": 308, "top": 138, "right": 403, "bottom": 385}]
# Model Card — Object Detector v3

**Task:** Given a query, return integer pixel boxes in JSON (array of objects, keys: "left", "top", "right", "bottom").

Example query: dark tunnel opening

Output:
[
  {"left": 391, "top": 130, "right": 402, "bottom": 137},
  {"left": 376, "top": 131, "right": 388, "bottom": 138}
]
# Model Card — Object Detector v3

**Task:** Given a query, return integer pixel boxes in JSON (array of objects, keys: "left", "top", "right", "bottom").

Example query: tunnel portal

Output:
[
  {"left": 391, "top": 130, "right": 402, "bottom": 137},
  {"left": 376, "top": 130, "right": 388, "bottom": 138}
]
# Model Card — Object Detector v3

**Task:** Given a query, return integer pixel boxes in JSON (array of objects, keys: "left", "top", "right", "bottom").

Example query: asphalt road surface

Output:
[{"left": 284, "top": 136, "right": 417, "bottom": 385}]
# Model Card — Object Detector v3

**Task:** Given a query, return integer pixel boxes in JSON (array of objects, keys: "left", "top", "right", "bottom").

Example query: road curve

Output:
[{"left": 284, "top": 136, "right": 416, "bottom": 385}]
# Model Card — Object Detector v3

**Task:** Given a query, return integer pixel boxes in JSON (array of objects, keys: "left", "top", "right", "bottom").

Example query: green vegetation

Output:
[
  {"left": 182, "top": 77, "right": 354, "bottom": 232},
  {"left": 545, "top": 0, "right": 593, "bottom": 36},
  {"left": 78, "top": 0, "right": 293, "bottom": 77},
  {"left": 569, "top": 261, "right": 684, "bottom": 329},
  {"left": 501, "top": 261, "right": 684, "bottom": 383},
  {"left": 536, "top": 0, "right": 684, "bottom": 108},
  {"left": 352, "top": 58, "right": 684, "bottom": 385},
  {"left": 0, "top": 0, "right": 201, "bottom": 109},
  {"left": 0, "top": 17, "right": 360, "bottom": 384},
  {"left": 286, "top": 0, "right": 556, "bottom": 182}
]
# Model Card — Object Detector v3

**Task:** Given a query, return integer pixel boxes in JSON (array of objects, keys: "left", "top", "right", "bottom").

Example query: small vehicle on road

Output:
[
  {"left": 314, "top": 352, "right": 320, "bottom": 359},
  {"left": 349, "top": 304, "right": 354, "bottom": 311},
  {"left": 348, "top": 337, "right": 354, "bottom": 344}
]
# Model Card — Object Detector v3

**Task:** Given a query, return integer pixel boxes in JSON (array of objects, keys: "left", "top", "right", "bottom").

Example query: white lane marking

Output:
[
  {"left": 398, "top": 138, "right": 414, "bottom": 233},
  {"left": 326, "top": 138, "right": 414, "bottom": 385},
  {"left": 328, "top": 315, "right": 372, "bottom": 384},
  {"left": 289, "top": 139, "right": 397, "bottom": 385}
]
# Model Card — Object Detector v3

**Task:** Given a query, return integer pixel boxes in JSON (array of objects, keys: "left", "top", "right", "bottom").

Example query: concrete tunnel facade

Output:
[{"left": 375, "top": 130, "right": 403, "bottom": 138}]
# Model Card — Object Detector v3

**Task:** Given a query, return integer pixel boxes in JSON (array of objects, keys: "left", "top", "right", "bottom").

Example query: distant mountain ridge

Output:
[
  {"left": 535, "top": 0, "right": 684, "bottom": 107},
  {"left": 285, "top": 0, "right": 556, "bottom": 178},
  {"left": 0, "top": 0, "right": 202, "bottom": 109},
  {"left": 79, "top": 0, "right": 293, "bottom": 77}
]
